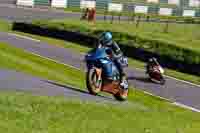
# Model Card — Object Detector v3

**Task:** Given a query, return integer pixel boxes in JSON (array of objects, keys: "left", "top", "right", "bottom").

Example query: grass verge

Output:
[
  {"left": 0, "top": 19, "right": 12, "bottom": 32},
  {"left": 0, "top": 90, "right": 199, "bottom": 133},
  {"left": 0, "top": 42, "right": 85, "bottom": 89}
]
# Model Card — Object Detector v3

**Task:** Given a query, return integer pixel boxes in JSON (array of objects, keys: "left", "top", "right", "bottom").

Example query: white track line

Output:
[
  {"left": 172, "top": 102, "right": 200, "bottom": 113},
  {"left": 6, "top": 33, "right": 200, "bottom": 112},
  {"left": 142, "top": 91, "right": 170, "bottom": 102},
  {"left": 165, "top": 75, "right": 200, "bottom": 88},
  {"left": 143, "top": 91, "right": 200, "bottom": 113},
  {"left": 8, "top": 33, "right": 41, "bottom": 42},
  {"left": 23, "top": 49, "right": 81, "bottom": 71}
]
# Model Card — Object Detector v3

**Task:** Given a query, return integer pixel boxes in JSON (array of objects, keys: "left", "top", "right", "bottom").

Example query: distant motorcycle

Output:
[
  {"left": 147, "top": 65, "right": 166, "bottom": 85},
  {"left": 85, "top": 47, "right": 129, "bottom": 101}
]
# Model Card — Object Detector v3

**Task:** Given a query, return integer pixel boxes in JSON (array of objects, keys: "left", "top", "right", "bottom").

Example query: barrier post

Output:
[
  {"left": 104, "top": 10, "right": 107, "bottom": 21},
  {"left": 146, "top": 15, "right": 150, "bottom": 22},
  {"left": 131, "top": 13, "right": 135, "bottom": 22},
  {"left": 93, "top": 8, "right": 96, "bottom": 23},
  {"left": 164, "top": 19, "right": 169, "bottom": 33},
  {"left": 136, "top": 15, "right": 141, "bottom": 28},
  {"left": 111, "top": 13, "right": 114, "bottom": 24},
  {"left": 80, "top": 8, "right": 84, "bottom": 20},
  {"left": 81, "top": 8, "right": 89, "bottom": 20},
  {"left": 104, "top": 5, "right": 107, "bottom": 21},
  {"left": 118, "top": 13, "right": 121, "bottom": 23}
]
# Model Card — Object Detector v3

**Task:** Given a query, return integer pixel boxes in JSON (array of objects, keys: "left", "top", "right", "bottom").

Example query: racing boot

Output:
[{"left": 119, "top": 74, "right": 128, "bottom": 97}]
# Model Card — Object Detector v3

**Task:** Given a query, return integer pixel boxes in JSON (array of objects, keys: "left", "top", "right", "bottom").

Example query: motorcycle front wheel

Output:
[
  {"left": 149, "top": 75, "right": 166, "bottom": 85},
  {"left": 86, "top": 67, "right": 102, "bottom": 95},
  {"left": 160, "top": 75, "right": 166, "bottom": 85}
]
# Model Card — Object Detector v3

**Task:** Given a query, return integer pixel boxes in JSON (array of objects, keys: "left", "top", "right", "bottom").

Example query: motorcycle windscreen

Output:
[
  {"left": 100, "top": 59, "right": 120, "bottom": 80},
  {"left": 159, "top": 66, "right": 164, "bottom": 74},
  {"left": 86, "top": 48, "right": 108, "bottom": 61}
]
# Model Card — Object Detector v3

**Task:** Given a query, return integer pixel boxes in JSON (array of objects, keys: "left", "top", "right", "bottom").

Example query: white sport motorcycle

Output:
[{"left": 147, "top": 65, "right": 166, "bottom": 85}]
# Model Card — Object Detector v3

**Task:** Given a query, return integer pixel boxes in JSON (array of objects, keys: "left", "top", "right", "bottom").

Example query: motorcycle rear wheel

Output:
[
  {"left": 160, "top": 76, "right": 166, "bottom": 85},
  {"left": 149, "top": 75, "right": 166, "bottom": 85},
  {"left": 86, "top": 67, "right": 102, "bottom": 95}
]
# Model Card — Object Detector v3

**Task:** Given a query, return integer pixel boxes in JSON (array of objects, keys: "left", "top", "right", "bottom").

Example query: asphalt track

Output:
[
  {"left": 0, "top": 0, "right": 15, "bottom": 5},
  {"left": 0, "top": 68, "right": 129, "bottom": 104},
  {"left": 0, "top": 32, "right": 200, "bottom": 112}
]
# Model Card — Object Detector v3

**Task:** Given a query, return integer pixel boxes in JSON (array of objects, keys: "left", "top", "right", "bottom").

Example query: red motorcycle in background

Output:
[{"left": 147, "top": 65, "right": 166, "bottom": 85}]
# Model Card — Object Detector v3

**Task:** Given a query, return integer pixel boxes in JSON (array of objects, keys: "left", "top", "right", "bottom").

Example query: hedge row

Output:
[{"left": 12, "top": 21, "right": 200, "bottom": 75}]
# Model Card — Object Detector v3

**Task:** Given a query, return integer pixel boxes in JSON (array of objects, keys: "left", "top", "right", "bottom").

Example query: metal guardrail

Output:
[{"left": 7, "top": 0, "right": 200, "bottom": 17}]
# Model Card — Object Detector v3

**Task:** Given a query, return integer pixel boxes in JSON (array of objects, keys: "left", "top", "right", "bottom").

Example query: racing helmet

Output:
[
  {"left": 148, "top": 57, "right": 157, "bottom": 63},
  {"left": 99, "top": 32, "right": 113, "bottom": 46}
]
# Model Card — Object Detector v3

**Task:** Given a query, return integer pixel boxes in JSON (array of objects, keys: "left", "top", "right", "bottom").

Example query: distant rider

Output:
[
  {"left": 146, "top": 57, "right": 160, "bottom": 74},
  {"left": 97, "top": 31, "right": 128, "bottom": 90}
]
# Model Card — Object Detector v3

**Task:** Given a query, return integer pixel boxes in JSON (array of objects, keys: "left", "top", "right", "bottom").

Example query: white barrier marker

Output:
[{"left": 108, "top": 3, "right": 123, "bottom": 12}]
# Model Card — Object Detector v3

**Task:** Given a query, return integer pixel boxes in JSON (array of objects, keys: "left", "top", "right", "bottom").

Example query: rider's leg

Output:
[
  {"left": 119, "top": 69, "right": 128, "bottom": 89},
  {"left": 114, "top": 59, "right": 128, "bottom": 89}
]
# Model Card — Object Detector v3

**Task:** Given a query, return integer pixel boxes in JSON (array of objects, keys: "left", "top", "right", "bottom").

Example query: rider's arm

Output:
[
  {"left": 112, "top": 41, "right": 123, "bottom": 58},
  {"left": 154, "top": 60, "right": 160, "bottom": 66},
  {"left": 96, "top": 39, "right": 103, "bottom": 48}
]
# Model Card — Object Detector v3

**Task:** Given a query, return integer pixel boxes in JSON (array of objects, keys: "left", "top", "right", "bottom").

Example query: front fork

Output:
[
  {"left": 95, "top": 68, "right": 102, "bottom": 81},
  {"left": 87, "top": 62, "right": 102, "bottom": 81}
]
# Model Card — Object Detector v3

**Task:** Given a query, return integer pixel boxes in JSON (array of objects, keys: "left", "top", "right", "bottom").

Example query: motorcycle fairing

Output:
[
  {"left": 85, "top": 47, "right": 120, "bottom": 81},
  {"left": 100, "top": 58, "right": 120, "bottom": 80}
]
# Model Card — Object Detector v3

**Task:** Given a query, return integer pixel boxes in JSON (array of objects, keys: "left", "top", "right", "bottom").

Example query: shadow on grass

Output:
[{"left": 44, "top": 80, "right": 114, "bottom": 100}]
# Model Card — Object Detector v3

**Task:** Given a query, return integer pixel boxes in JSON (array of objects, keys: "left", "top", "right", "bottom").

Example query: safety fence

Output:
[{"left": 16, "top": 0, "right": 200, "bottom": 17}]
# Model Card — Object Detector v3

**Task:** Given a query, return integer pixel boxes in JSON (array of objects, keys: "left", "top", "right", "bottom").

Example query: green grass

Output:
[
  {"left": 0, "top": 20, "right": 12, "bottom": 32},
  {"left": 0, "top": 42, "right": 85, "bottom": 89},
  {"left": 0, "top": 90, "right": 199, "bottom": 133},
  {"left": 0, "top": 42, "right": 200, "bottom": 132},
  {"left": 13, "top": 31, "right": 200, "bottom": 85}
]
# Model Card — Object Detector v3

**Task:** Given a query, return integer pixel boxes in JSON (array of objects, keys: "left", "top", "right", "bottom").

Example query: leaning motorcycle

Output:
[
  {"left": 147, "top": 65, "right": 166, "bottom": 85},
  {"left": 85, "top": 47, "right": 129, "bottom": 101}
]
